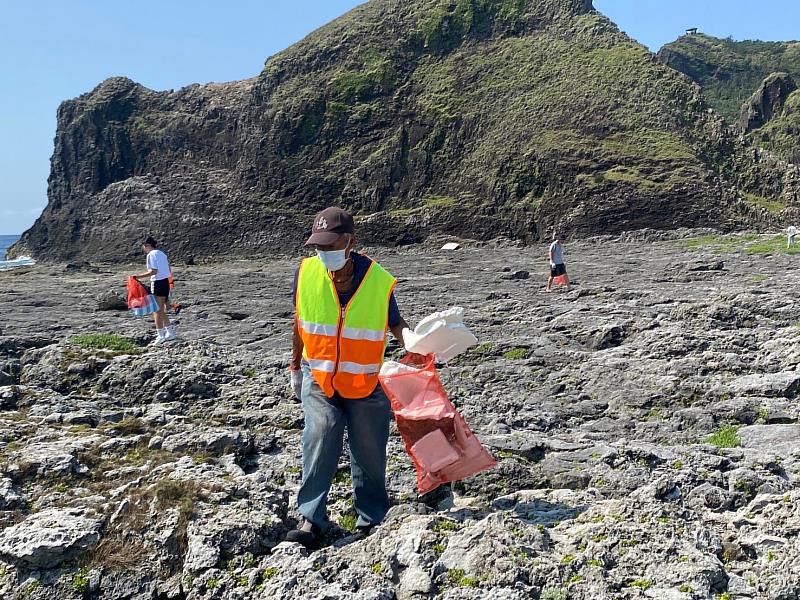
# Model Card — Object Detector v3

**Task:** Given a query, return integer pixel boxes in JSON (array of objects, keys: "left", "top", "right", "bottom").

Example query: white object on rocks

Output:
[
  {"left": 402, "top": 307, "right": 477, "bottom": 361},
  {"left": 0, "top": 508, "right": 103, "bottom": 568},
  {"left": 0, "top": 477, "right": 22, "bottom": 509},
  {"left": 441, "top": 242, "right": 460, "bottom": 251}
]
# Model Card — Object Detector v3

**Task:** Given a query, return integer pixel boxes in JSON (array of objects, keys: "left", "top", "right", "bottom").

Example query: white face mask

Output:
[
  {"left": 317, "top": 248, "right": 348, "bottom": 271},
  {"left": 316, "top": 236, "right": 351, "bottom": 271}
]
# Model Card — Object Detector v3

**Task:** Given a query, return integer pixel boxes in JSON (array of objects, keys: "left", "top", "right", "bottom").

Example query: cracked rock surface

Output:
[{"left": 1, "top": 232, "right": 800, "bottom": 599}]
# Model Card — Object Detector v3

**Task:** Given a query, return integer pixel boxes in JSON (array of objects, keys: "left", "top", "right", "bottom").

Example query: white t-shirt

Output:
[
  {"left": 789, "top": 226, "right": 797, "bottom": 237},
  {"left": 146, "top": 249, "right": 171, "bottom": 282}
]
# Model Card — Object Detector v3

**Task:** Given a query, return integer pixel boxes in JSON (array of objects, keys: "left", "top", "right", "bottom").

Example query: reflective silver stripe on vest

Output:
[
  {"left": 299, "top": 319, "right": 337, "bottom": 337},
  {"left": 307, "top": 359, "right": 335, "bottom": 373},
  {"left": 341, "top": 327, "right": 385, "bottom": 342},
  {"left": 338, "top": 361, "right": 381, "bottom": 375}
]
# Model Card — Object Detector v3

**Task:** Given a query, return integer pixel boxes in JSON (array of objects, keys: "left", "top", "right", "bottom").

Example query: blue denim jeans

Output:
[{"left": 297, "top": 362, "right": 392, "bottom": 529}]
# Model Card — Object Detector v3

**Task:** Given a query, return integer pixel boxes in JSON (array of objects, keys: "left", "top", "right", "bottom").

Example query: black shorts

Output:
[
  {"left": 151, "top": 278, "right": 170, "bottom": 299},
  {"left": 550, "top": 263, "right": 566, "bottom": 277}
]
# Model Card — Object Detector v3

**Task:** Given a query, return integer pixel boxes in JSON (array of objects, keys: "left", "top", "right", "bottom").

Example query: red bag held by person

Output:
[
  {"left": 127, "top": 276, "right": 158, "bottom": 317},
  {"left": 379, "top": 353, "right": 497, "bottom": 495}
]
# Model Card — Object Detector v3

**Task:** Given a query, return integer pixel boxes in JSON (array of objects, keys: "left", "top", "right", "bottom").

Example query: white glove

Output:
[{"left": 290, "top": 369, "right": 303, "bottom": 399}]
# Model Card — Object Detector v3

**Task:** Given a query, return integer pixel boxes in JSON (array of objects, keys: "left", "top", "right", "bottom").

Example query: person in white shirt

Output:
[
  {"left": 134, "top": 236, "right": 177, "bottom": 344},
  {"left": 788, "top": 226, "right": 797, "bottom": 248}
]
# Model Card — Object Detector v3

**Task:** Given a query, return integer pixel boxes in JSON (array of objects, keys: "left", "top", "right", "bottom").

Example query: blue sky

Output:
[{"left": 1, "top": 0, "right": 798, "bottom": 235}]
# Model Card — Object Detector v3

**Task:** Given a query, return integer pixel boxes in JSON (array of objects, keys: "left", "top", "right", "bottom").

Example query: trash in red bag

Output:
[
  {"left": 127, "top": 276, "right": 158, "bottom": 317},
  {"left": 554, "top": 275, "right": 567, "bottom": 287},
  {"left": 379, "top": 353, "right": 497, "bottom": 495}
]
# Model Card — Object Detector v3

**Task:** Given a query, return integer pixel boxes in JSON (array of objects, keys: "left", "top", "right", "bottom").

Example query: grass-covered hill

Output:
[
  {"left": 10, "top": 0, "right": 785, "bottom": 262},
  {"left": 753, "top": 87, "right": 800, "bottom": 164},
  {"left": 658, "top": 33, "right": 800, "bottom": 123}
]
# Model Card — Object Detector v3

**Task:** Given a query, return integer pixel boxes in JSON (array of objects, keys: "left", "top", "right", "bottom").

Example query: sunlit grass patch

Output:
[{"left": 72, "top": 333, "right": 142, "bottom": 354}]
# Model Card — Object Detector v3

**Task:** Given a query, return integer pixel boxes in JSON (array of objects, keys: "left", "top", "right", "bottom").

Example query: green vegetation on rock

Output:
[
  {"left": 744, "top": 193, "right": 786, "bottom": 216},
  {"left": 752, "top": 89, "right": 800, "bottom": 163},
  {"left": 708, "top": 424, "right": 741, "bottom": 449},
  {"left": 503, "top": 347, "right": 529, "bottom": 360},
  {"left": 446, "top": 568, "right": 481, "bottom": 587},
  {"left": 72, "top": 333, "right": 141, "bottom": 354},
  {"left": 684, "top": 233, "right": 800, "bottom": 255},
  {"left": 659, "top": 34, "right": 800, "bottom": 122},
  {"left": 331, "top": 49, "right": 396, "bottom": 103}
]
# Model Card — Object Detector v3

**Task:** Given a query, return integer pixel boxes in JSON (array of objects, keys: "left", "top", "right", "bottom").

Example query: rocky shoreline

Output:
[{"left": 2, "top": 232, "right": 800, "bottom": 599}]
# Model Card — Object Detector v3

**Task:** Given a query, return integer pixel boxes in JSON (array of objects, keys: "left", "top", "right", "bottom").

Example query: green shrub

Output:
[
  {"left": 432, "top": 519, "right": 458, "bottom": 533},
  {"left": 72, "top": 567, "right": 91, "bottom": 593},
  {"left": 628, "top": 579, "right": 652, "bottom": 590},
  {"left": 446, "top": 568, "right": 480, "bottom": 587},
  {"left": 708, "top": 424, "right": 741, "bottom": 449},
  {"left": 340, "top": 514, "right": 357, "bottom": 532},
  {"left": 540, "top": 588, "right": 568, "bottom": 600}
]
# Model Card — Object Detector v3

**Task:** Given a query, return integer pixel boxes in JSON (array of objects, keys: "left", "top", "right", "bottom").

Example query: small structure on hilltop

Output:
[{"left": 686, "top": 28, "right": 698, "bottom": 36}]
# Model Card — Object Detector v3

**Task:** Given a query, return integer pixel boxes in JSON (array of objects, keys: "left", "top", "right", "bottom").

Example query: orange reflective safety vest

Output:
[{"left": 295, "top": 255, "right": 396, "bottom": 399}]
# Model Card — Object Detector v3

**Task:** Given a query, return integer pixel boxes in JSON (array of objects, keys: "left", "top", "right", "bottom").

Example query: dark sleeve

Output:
[
  {"left": 292, "top": 267, "right": 299, "bottom": 301},
  {"left": 388, "top": 292, "right": 401, "bottom": 328}
]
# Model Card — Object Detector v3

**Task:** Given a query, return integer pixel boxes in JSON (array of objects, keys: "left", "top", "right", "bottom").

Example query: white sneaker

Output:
[
  {"left": 163, "top": 330, "right": 179, "bottom": 343},
  {"left": 150, "top": 335, "right": 166, "bottom": 346}
]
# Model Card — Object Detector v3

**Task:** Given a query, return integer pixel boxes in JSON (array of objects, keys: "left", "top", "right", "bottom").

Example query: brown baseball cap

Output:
[{"left": 304, "top": 207, "right": 355, "bottom": 246}]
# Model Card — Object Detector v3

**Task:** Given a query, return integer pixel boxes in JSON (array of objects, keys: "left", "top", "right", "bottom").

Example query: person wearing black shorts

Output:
[
  {"left": 546, "top": 233, "right": 571, "bottom": 292},
  {"left": 151, "top": 277, "right": 170, "bottom": 300},
  {"left": 134, "top": 237, "right": 177, "bottom": 344}
]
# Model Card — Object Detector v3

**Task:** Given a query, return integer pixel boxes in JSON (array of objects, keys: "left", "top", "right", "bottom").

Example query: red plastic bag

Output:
[
  {"left": 554, "top": 275, "right": 567, "bottom": 287},
  {"left": 127, "top": 276, "right": 158, "bottom": 316},
  {"left": 379, "top": 353, "right": 497, "bottom": 495},
  {"left": 167, "top": 274, "right": 183, "bottom": 315}
]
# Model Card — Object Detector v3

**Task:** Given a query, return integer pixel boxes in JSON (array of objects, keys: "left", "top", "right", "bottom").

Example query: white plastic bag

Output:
[{"left": 402, "top": 307, "right": 477, "bottom": 361}]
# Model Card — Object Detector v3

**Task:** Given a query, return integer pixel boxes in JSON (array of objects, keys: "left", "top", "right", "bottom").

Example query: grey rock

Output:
[
  {"left": 685, "top": 483, "right": 735, "bottom": 512},
  {"left": 727, "top": 372, "right": 800, "bottom": 399},
  {"left": 738, "top": 424, "right": 800, "bottom": 456},
  {"left": 0, "top": 477, "right": 23, "bottom": 509},
  {"left": 0, "top": 508, "right": 103, "bottom": 568},
  {"left": 97, "top": 289, "right": 128, "bottom": 311}
]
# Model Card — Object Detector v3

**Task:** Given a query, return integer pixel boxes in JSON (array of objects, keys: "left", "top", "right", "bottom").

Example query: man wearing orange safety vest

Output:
[{"left": 284, "top": 207, "right": 414, "bottom": 549}]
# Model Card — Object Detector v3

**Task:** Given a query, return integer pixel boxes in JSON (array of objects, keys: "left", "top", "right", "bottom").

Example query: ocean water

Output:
[{"left": 0, "top": 235, "right": 35, "bottom": 271}]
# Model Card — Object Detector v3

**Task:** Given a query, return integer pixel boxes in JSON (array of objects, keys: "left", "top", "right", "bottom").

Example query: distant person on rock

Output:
[
  {"left": 788, "top": 225, "right": 797, "bottom": 248},
  {"left": 134, "top": 237, "right": 177, "bottom": 344},
  {"left": 285, "top": 206, "right": 415, "bottom": 549},
  {"left": 545, "top": 232, "right": 570, "bottom": 292}
]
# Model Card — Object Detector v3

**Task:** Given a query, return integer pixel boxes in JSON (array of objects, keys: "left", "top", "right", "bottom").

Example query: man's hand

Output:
[{"left": 289, "top": 367, "right": 303, "bottom": 399}]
